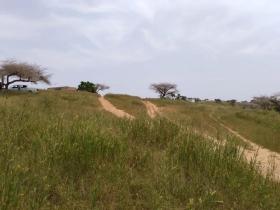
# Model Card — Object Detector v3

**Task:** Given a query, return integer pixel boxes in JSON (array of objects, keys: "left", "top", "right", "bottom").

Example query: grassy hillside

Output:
[
  {"left": 151, "top": 99, "right": 280, "bottom": 152},
  {"left": 217, "top": 106, "right": 280, "bottom": 153},
  {"left": 1, "top": 91, "right": 280, "bottom": 210},
  {"left": 105, "top": 94, "right": 148, "bottom": 118},
  {"left": 149, "top": 99, "right": 248, "bottom": 147}
]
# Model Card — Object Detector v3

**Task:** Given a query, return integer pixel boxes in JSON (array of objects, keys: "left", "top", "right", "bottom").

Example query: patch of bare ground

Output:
[
  {"left": 154, "top": 104, "right": 280, "bottom": 181},
  {"left": 98, "top": 97, "right": 135, "bottom": 119},
  {"left": 218, "top": 121, "right": 280, "bottom": 181},
  {"left": 101, "top": 98, "right": 280, "bottom": 181},
  {"left": 142, "top": 101, "right": 159, "bottom": 118},
  {"left": 209, "top": 114, "right": 280, "bottom": 181}
]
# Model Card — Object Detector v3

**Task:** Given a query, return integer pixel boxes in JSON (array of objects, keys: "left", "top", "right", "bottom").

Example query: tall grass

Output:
[
  {"left": 218, "top": 107, "right": 280, "bottom": 153},
  {"left": 105, "top": 94, "right": 148, "bottom": 118},
  {"left": 149, "top": 99, "right": 245, "bottom": 145},
  {"left": 0, "top": 92, "right": 280, "bottom": 209}
]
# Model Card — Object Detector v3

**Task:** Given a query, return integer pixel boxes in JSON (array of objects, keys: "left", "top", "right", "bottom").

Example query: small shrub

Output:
[{"left": 78, "top": 81, "right": 97, "bottom": 93}]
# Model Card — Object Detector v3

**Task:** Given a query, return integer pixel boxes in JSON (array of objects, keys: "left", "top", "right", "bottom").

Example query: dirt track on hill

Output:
[
  {"left": 146, "top": 102, "right": 280, "bottom": 181},
  {"left": 100, "top": 98, "right": 280, "bottom": 181},
  {"left": 218, "top": 121, "right": 280, "bottom": 181},
  {"left": 142, "top": 101, "right": 159, "bottom": 118},
  {"left": 98, "top": 97, "right": 134, "bottom": 119}
]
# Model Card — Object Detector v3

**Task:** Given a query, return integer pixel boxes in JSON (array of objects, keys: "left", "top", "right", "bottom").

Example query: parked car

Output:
[{"left": 9, "top": 85, "right": 38, "bottom": 93}]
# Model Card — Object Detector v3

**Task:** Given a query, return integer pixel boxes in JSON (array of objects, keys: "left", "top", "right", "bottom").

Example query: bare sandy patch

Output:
[
  {"left": 99, "top": 97, "right": 134, "bottom": 119},
  {"left": 218, "top": 122, "right": 280, "bottom": 181},
  {"left": 143, "top": 101, "right": 159, "bottom": 118}
]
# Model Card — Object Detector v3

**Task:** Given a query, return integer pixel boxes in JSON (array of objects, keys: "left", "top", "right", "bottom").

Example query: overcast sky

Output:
[{"left": 0, "top": 0, "right": 279, "bottom": 100}]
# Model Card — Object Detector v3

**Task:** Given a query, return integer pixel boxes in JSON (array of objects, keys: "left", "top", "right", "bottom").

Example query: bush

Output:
[
  {"left": 194, "top": 98, "right": 201, "bottom": 103},
  {"left": 270, "top": 97, "right": 280, "bottom": 112},
  {"left": 176, "top": 94, "right": 187, "bottom": 101},
  {"left": 252, "top": 96, "right": 280, "bottom": 112},
  {"left": 227, "top": 99, "right": 237, "bottom": 106},
  {"left": 78, "top": 81, "right": 97, "bottom": 93},
  {"left": 215, "top": 99, "right": 222, "bottom": 103}
]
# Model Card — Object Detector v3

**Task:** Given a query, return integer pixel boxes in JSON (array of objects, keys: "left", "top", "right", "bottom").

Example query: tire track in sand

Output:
[
  {"left": 101, "top": 97, "right": 280, "bottom": 181},
  {"left": 144, "top": 102, "right": 280, "bottom": 181},
  {"left": 218, "top": 121, "right": 280, "bottom": 181},
  {"left": 98, "top": 97, "right": 135, "bottom": 119},
  {"left": 142, "top": 101, "right": 160, "bottom": 119}
]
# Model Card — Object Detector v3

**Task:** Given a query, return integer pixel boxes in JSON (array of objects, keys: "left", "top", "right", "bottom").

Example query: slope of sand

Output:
[
  {"left": 142, "top": 101, "right": 159, "bottom": 119},
  {"left": 145, "top": 101, "right": 280, "bottom": 181},
  {"left": 98, "top": 97, "right": 134, "bottom": 119},
  {"left": 101, "top": 98, "right": 280, "bottom": 181},
  {"left": 218, "top": 121, "right": 280, "bottom": 181}
]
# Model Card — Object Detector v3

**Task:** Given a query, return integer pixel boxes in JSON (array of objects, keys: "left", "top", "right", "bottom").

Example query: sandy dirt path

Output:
[
  {"left": 100, "top": 97, "right": 280, "bottom": 180},
  {"left": 142, "top": 101, "right": 159, "bottom": 118},
  {"left": 151, "top": 104, "right": 280, "bottom": 181},
  {"left": 98, "top": 97, "right": 135, "bottom": 119},
  {"left": 217, "top": 121, "right": 280, "bottom": 181}
]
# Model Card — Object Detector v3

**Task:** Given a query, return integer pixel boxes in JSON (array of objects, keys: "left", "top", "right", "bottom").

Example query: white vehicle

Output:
[{"left": 9, "top": 85, "right": 38, "bottom": 93}]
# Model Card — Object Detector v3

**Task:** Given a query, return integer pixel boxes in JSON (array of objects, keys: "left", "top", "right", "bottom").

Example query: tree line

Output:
[{"left": 1, "top": 59, "right": 280, "bottom": 113}]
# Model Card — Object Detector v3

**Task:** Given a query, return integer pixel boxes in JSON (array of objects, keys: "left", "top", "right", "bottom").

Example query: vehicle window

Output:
[{"left": 22, "top": 85, "right": 27, "bottom": 88}]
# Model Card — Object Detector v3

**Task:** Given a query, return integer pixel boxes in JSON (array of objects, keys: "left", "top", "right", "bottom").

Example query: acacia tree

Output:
[
  {"left": 250, "top": 95, "right": 280, "bottom": 112},
  {"left": 96, "top": 84, "right": 110, "bottom": 93},
  {"left": 78, "top": 81, "right": 110, "bottom": 93},
  {"left": 150, "top": 83, "right": 178, "bottom": 98},
  {"left": 0, "top": 60, "right": 51, "bottom": 89},
  {"left": 251, "top": 96, "right": 274, "bottom": 110}
]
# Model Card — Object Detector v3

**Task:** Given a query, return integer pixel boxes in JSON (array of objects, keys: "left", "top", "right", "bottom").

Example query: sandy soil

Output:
[
  {"left": 100, "top": 97, "right": 280, "bottom": 181},
  {"left": 147, "top": 102, "right": 280, "bottom": 181},
  {"left": 142, "top": 101, "right": 159, "bottom": 118},
  {"left": 98, "top": 97, "right": 135, "bottom": 119},
  {"left": 218, "top": 122, "right": 280, "bottom": 181}
]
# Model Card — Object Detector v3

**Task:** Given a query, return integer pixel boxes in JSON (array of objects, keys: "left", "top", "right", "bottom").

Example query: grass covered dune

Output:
[{"left": 0, "top": 91, "right": 280, "bottom": 210}]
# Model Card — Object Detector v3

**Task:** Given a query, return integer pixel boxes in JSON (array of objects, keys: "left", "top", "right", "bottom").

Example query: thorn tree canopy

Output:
[
  {"left": 150, "top": 82, "right": 178, "bottom": 98},
  {"left": 96, "top": 84, "right": 110, "bottom": 93},
  {"left": 0, "top": 60, "right": 51, "bottom": 89},
  {"left": 78, "top": 81, "right": 110, "bottom": 93}
]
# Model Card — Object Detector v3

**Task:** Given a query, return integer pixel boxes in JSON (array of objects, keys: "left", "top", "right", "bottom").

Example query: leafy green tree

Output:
[{"left": 78, "top": 81, "right": 97, "bottom": 93}]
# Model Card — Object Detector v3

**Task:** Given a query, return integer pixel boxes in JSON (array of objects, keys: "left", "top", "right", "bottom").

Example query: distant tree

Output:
[
  {"left": 181, "top": 96, "right": 187, "bottom": 101},
  {"left": 0, "top": 59, "right": 51, "bottom": 89},
  {"left": 240, "top": 101, "right": 258, "bottom": 109},
  {"left": 270, "top": 97, "right": 280, "bottom": 112},
  {"left": 215, "top": 99, "right": 222, "bottom": 103},
  {"left": 96, "top": 84, "right": 110, "bottom": 93},
  {"left": 78, "top": 81, "right": 97, "bottom": 93},
  {"left": 194, "top": 98, "right": 201, "bottom": 103},
  {"left": 251, "top": 96, "right": 274, "bottom": 110},
  {"left": 150, "top": 83, "right": 178, "bottom": 99},
  {"left": 78, "top": 82, "right": 110, "bottom": 94},
  {"left": 227, "top": 99, "right": 237, "bottom": 106},
  {"left": 176, "top": 94, "right": 187, "bottom": 101}
]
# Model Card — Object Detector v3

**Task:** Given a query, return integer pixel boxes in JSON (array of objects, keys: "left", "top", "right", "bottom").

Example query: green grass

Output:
[
  {"left": 216, "top": 105, "right": 280, "bottom": 153},
  {"left": 105, "top": 94, "right": 148, "bottom": 118},
  {"left": 149, "top": 99, "right": 250, "bottom": 147},
  {"left": 0, "top": 91, "right": 280, "bottom": 209}
]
